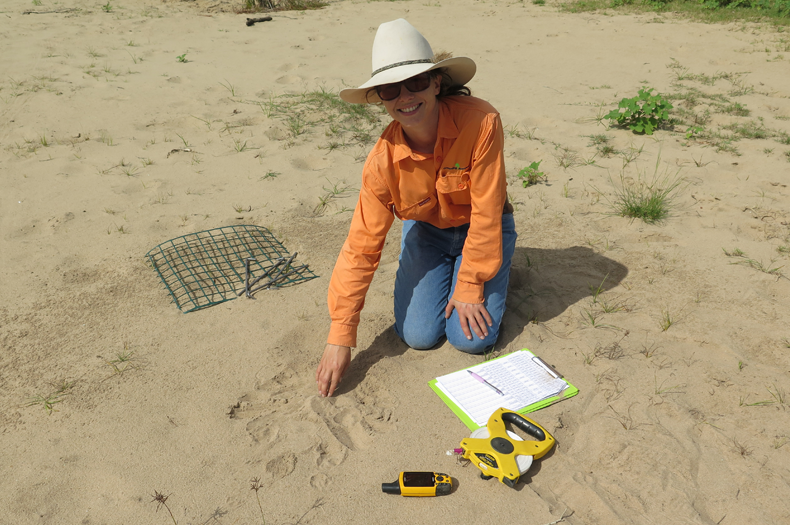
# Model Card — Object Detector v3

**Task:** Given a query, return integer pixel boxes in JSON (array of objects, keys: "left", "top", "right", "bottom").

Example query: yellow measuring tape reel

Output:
[{"left": 459, "top": 408, "right": 555, "bottom": 488}]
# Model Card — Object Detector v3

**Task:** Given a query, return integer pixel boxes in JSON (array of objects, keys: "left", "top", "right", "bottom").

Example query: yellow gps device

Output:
[{"left": 381, "top": 472, "right": 452, "bottom": 496}]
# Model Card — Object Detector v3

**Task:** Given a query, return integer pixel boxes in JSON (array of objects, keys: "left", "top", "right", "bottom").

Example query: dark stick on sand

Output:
[{"left": 246, "top": 16, "right": 273, "bottom": 27}]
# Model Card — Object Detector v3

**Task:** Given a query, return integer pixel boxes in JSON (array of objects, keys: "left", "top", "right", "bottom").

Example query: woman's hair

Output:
[
  {"left": 432, "top": 51, "right": 472, "bottom": 98},
  {"left": 433, "top": 68, "right": 471, "bottom": 98}
]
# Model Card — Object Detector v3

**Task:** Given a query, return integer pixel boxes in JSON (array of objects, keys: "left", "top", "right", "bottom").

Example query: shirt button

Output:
[
  {"left": 436, "top": 156, "right": 443, "bottom": 164},
  {"left": 458, "top": 183, "right": 465, "bottom": 189}
]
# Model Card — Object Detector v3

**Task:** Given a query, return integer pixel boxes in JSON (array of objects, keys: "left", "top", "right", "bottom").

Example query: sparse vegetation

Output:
[
  {"left": 261, "top": 88, "right": 387, "bottom": 150},
  {"left": 239, "top": 0, "right": 329, "bottom": 13}
]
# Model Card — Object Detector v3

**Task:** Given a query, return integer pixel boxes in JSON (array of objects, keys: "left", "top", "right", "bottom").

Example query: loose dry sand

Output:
[{"left": 1, "top": 1, "right": 789, "bottom": 524}]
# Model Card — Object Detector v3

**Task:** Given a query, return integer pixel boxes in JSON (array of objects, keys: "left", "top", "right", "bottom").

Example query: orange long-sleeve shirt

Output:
[{"left": 327, "top": 96, "right": 508, "bottom": 348}]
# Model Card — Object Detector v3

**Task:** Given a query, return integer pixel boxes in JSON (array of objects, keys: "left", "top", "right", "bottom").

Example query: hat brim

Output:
[{"left": 339, "top": 56, "right": 476, "bottom": 104}]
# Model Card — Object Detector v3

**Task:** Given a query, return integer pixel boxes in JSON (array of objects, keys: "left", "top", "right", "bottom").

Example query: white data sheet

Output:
[{"left": 435, "top": 350, "right": 568, "bottom": 426}]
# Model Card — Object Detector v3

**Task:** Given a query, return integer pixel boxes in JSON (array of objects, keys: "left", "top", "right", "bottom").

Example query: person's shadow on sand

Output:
[{"left": 335, "top": 246, "right": 627, "bottom": 396}]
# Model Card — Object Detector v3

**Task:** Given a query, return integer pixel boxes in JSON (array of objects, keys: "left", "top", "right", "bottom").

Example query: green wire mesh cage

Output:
[{"left": 146, "top": 225, "right": 318, "bottom": 312}]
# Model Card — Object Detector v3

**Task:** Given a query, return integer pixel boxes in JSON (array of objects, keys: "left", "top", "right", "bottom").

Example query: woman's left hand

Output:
[{"left": 445, "top": 298, "right": 492, "bottom": 340}]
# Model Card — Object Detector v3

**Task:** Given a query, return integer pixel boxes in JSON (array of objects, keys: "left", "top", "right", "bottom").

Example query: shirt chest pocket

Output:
[{"left": 436, "top": 171, "right": 471, "bottom": 206}]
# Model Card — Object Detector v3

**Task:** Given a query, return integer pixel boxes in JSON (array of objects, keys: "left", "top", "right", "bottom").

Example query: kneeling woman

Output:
[{"left": 316, "top": 19, "right": 516, "bottom": 397}]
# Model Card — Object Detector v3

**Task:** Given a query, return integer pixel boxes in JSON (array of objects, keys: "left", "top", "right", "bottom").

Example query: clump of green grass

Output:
[
  {"left": 659, "top": 307, "right": 675, "bottom": 331},
  {"left": 606, "top": 155, "right": 685, "bottom": 224}
]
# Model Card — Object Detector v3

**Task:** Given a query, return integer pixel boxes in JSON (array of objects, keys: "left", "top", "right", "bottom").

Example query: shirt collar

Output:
[{"left": 391, "top": 99, "right": 459, "bottom": 164}]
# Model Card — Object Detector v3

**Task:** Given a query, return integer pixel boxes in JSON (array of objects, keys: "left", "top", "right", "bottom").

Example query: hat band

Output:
[{"left": 371, "top": 58, "right": 433, "bottom": 78}]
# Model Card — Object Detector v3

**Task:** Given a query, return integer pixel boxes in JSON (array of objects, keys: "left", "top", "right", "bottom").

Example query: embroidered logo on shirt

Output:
[
  {"left": 442, "top": 162, "right": 469, "bottom": 172},
  {"left": 417, "top": 197, "right": 432, "bottom": 206}
]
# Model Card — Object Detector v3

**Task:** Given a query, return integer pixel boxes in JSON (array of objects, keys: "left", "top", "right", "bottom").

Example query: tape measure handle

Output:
[{"left": 502, "top": 411, "right": 546, "bottom": 441}]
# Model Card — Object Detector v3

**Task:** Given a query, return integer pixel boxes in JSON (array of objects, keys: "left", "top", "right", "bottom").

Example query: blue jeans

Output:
[{"left": 393, "top": 214, "right": 517, "bottom": 354}]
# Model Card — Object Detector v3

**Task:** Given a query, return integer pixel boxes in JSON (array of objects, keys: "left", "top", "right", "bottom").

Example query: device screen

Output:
[{"left": 402, "top": 472, "right": 435, "bottom": 487}]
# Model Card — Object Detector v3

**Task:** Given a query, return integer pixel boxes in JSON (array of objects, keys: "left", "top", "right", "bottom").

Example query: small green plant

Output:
[
  {"left": 685, "top": 125, "right": 704, "bottom": 139},
  {"left": 588, "top": 274, "right": 608, "bottom": 304},
  {"left": 233, "top": 138, "right": 249, "bottom": 152},
  {"left": 259, "top": 170, "right": 279, "bottom": 181},
  {"left": 587, "top": 134, "right": 610, "bottom": 146},
  {"left": 25, "top": 392, "right": 63, "bottom": 414},
  {"left": 659, "top": 308, "right": 674, "bottom": 331},
  {"left": 605, "top": 87, "right": 673, "bottom": 135},
  {"left": 553, "top": 146, "right": 581, "bottom": 169},
  {"left": 607, "top": 155, "right": 684, "bottom": 224},
  {"left": 219, "top": 79, "right": 236, "bottom": 96},
  {"left": 107, "top": 344, "right": 138, "bottom": 375},
  {"left": 25, "top": 379, "right": 77, "bottom": 414},
  {"left": 176, "top": 53, "right": 188, "bottom": 63},
  {"left": 101, "top": 1, "right": 112, "bottom": 12},
  {"left": 287, "top": 115, "right": 307, "bottom": 137},
  {"left": 517, "top": 161, "right": 546, "bottom": 187}
]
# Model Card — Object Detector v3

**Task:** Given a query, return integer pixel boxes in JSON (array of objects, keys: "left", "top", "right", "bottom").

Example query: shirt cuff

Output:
[
  {"left": 452, "top": 281, "right": 484, "bottom": 304},
  {"left": 327, "top": 322, "right": 357, "bottom": 348}
]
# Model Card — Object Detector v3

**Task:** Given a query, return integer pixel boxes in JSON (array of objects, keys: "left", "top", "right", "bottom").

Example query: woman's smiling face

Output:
[{"left": 380, "top": 73, "right": 442, "bottom": 138}]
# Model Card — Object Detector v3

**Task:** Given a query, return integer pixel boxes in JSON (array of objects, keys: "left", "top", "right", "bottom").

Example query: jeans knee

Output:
[
  {"left": 396, "top": 322, "right": 444, "bottom": 350},
  {"left": 447, "top": 332, "right": 497, "bottom": 354}
]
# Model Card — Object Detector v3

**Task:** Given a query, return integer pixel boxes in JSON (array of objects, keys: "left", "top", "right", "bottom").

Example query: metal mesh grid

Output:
[{"left": 146, "top": 225, "right": 318, "bottom": 312}]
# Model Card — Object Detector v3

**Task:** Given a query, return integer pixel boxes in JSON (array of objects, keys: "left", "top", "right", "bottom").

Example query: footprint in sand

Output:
[
  {"left": 310, "top": 473, "right": 328, "bottom": 489},
  {"left": 266, "top": 452, "right": 297, "bottom": 479},
  {"left": 228, "top": 362, "right": 396, "bottom": 472},
  {"left": 276, "top": 75, "right": 302, "bottom": 85},
  {"left": 290, "top": 156, "right": 330, "bottom": 171}
]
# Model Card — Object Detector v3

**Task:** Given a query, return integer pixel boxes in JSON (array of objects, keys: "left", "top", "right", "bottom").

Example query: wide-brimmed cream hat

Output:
[{"left": 339, "top": 19, "right": 476, "bottom": 105}]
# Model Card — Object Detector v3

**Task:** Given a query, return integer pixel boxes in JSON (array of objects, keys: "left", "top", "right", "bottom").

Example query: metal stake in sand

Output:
[
  {"left": 237, "top": 257, "right": 285, "bottom": 297},
  {"left": 244, "top": 258, "right": 256, "bottom": 298},
  {"left": 248, "top": 263, "right": 308, "bottom": 294},
  {"left": 246, "top": 252, "right": 300, "bottom": 294},
  {"left": 267, "top": 252, "right": 298, "bottom": 287}
]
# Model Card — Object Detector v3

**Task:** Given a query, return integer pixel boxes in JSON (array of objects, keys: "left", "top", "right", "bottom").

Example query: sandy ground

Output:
[{"left": 1, "top": 0, "right": 789, "bottom": 523}]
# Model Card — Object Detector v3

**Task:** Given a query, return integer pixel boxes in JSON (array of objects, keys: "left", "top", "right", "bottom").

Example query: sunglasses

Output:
[{"left": 375, "top": 72, "right": 433, "bottom": 102}]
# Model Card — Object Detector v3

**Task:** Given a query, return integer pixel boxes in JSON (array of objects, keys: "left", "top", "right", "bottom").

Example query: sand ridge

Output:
[{"left": 1, "top": 0, "right": 789, "bottom": 523}]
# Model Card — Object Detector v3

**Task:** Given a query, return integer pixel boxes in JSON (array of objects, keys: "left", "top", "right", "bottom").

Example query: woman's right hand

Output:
[{"left": 316, "top": 344, "right": 351, "bottom": 397}]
